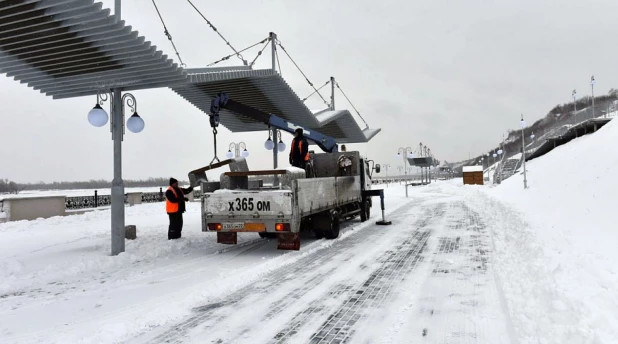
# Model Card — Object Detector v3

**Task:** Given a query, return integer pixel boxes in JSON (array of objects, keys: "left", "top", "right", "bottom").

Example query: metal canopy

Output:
[
  {"left": 0, "top": 0, "right": 187, "bottom": 99},
  {"left": 408, "top": 157, "right": 434, "bottom": 167},
  {"left": 171, "top": 67, "right": 380, "bottom": 143},
  {"left": 0, "top": 1, "right": 379, "bottom": 144}
]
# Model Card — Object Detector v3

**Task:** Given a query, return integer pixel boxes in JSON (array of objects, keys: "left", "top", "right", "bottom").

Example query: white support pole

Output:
[
  {"left": 521, "top": 116, "right": 528, "bottom": 189},
  {"left": 111, "top": 88, "right": 125, "bottom": 255},
  {"left": 115, "top": 0, "right": 121, "bottom": 21},
  {"left": 591, "top": 83, "right": 595, "bottom": 119},
  {"left": 270, "top": 32, "right": 277, "bottom": 72},
  {"left": 272, "top": 127, "right": 279, "bottom": 187},
  {"left": 330, "top": 76, "right": 335, "bottom": 110}
]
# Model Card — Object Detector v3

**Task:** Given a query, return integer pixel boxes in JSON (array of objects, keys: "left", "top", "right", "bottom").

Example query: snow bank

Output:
[
  {"left": 486, "top": 118, "right": 618, "bottom": 342},
  {"left": 284, "top": 166, "right": 307, "bottom": 173}
]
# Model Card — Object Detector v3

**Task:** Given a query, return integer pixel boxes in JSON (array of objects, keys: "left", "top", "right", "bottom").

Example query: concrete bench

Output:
[{"left": 1, "top": 196, "right": 66, "bottom": 222}]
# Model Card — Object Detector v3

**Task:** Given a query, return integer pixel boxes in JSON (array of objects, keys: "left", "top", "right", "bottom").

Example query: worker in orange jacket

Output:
[
  {"left": 289, "top": 128, "right": 309, "bottom": 169},
  {"left": 165, "top": 178, "right": 194, "bottom": 240}
]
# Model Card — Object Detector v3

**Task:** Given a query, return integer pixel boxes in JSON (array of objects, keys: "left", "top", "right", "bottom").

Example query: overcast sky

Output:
[{"left": 2, "top": 0, "right": 618, "bottom": 183}]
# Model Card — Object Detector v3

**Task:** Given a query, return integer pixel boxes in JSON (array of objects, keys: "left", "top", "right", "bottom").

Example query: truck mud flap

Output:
[
  {"left": 277, "top": 233, "right": 300, "bottom": 250},
  {"left": 217, "top": 232, "right": 237, "bottom": 245}
]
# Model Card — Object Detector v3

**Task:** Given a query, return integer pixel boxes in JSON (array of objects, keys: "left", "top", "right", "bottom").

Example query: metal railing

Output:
[
  {"left": 65, "top": 187, "right": 203, "bottom": 210},
  {"left": 519, "top": 105, "right": 616, "bottom": 159}
]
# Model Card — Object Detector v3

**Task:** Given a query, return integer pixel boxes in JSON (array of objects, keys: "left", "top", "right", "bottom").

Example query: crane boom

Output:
[{"left": 209, "top": 92, "right": 339, "bottom": 153}]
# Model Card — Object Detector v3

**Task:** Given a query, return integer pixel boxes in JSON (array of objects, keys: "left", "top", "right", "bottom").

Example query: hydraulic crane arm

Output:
[{"left": 209, "top": 92, "right": 339, "bottom": 153}]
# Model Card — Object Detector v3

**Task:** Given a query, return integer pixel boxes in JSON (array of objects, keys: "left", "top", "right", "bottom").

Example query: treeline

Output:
[
  {"left": 548, "top": 88, "right": 618, "bottom": 117},
  {"left": 0, "top": 177, "right": 188, "bottom": 193},
  {"left": 0, "top": 179, "right": 24, "bottom": 194}
]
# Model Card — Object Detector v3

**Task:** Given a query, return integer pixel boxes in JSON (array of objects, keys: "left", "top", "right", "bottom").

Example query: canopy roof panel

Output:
[
  {"left": 0, "top": 0, "right": 187, "bottom": 99},
  {"left": 171, "top": 67, "right": 380, "bottom": 143}
]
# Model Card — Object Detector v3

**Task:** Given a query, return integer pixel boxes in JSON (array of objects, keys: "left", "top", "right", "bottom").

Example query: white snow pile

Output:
[{"left": 485, "top": 118, "right": 618, "bottom": 342}]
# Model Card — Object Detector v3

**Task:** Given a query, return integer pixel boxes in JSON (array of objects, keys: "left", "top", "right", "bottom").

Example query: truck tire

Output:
[
  {"left": 324, "top": 212, "right": 340, "bottom": 239},
  {"left": 314, "top": 229, "right": 324, "bottom": 239}
]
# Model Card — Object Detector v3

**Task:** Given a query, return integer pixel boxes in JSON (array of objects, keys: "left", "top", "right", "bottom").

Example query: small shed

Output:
[{"left": 462, "top": 165, "right": 484, "bottom": 185}]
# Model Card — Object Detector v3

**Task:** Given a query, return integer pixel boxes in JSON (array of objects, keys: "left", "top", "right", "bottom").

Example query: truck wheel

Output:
[
  {"left": 314, "top": 229, "right": 324, "bottom": 239},
  {"left": 324, "top": 213, "right": 340, "bottom": 239}
]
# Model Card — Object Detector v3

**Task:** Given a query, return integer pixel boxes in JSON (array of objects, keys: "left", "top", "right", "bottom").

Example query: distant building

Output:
[{"left": 462, "top": 165, "right": 484, "bottom": 185}]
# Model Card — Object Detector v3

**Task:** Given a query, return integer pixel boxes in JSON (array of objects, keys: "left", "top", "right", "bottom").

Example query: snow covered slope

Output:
[{"left": 486, "top": 118, "right": 618, "bottom": 342}]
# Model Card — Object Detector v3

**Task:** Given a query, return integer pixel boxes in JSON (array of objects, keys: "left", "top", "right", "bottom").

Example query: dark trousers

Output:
[
  {"left": 168, "top": 212, "right": 183, "bottom": 240},
  {"left": 292, "top": 161, "right": 306, "bottom": 169}
]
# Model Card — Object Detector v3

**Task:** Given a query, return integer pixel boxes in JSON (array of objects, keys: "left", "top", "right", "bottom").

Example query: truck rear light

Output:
[
  {"left": 275, "top": 223, "right": 290, "bottom": 231},
  {"left": 207, "top": 223, "right": 222, "bottom": 231}
]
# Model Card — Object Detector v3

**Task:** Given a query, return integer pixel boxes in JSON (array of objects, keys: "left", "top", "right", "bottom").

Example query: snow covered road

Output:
[
  {"left": 131, "top": 185, "right": 517, "bottom": 344},
  {"left": 5, "top": 180, "right": 597, "bottom": 343}
]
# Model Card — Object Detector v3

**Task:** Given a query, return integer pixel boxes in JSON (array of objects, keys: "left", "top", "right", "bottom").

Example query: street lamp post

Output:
[
  {"left": 397, "top": 147, "right": 414, "bottom": 180},
  {"left": 264, "top": 129, "right": 286, "bottom": 186},
  {"left": 479, "top": 157, "right": 484, "bottom": 180},
  {"left": 591, "top": 76, "right": 595, "bottom": 119},
  {"left": 427, "top": 148, "right": 433, "bottom": 184},
  {"left": 496, "top": 147, "right": 503, "bottom": 184},
  {"left": 483, "top": 155, "right": 490, "bottom": 181},
  {"left": 226, "top": 142, "right": 250, "bottom": 159},
  {"left": 572, "top": 89, "right": 577, "bottom": 112},
  {"left": 87, "top": 90, "right": 145, "bottom": 256},
  {"left": 521, "top": 114, "right": 528, "bottom": 189},
  {"left": 383, "top": 164, "right": 390, "bottom": 185}
]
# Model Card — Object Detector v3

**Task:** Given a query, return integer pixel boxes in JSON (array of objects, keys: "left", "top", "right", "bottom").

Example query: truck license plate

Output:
[{"left": 222, "top": 222, "right": 244, "bottom": 230}]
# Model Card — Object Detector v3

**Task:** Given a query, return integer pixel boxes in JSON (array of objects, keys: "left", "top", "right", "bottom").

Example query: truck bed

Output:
[
  {"left": 202, "top": 176, "right": 361, "bottom": 233},
  {"left": 295, "top": 176, "right": 361, "bottom": 217}
]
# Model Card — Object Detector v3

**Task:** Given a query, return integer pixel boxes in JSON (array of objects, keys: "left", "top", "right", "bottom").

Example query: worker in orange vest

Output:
[
  {"left": 165, "top": 178, "right": 194, "bottom": 240},
  {"left": 289, "top": 128, "right": 309, "bottom": 169}
]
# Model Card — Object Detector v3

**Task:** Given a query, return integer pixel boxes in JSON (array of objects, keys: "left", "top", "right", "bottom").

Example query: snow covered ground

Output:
[
  {"left": 485, "top": 118, "right": 618, "bottom": 343},
  {"left": 1, "top": 116, "right": 617, "bottom": 344}
]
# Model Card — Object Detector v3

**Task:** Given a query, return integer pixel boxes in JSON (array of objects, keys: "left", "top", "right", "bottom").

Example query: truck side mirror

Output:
[{"left": 375, "top": 164, "right": 381, "bottom": 173}]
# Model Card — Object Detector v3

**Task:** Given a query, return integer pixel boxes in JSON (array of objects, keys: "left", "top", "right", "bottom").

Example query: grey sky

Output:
[{"left": 1, "top": 0, "right": 617, "bottom": 183}]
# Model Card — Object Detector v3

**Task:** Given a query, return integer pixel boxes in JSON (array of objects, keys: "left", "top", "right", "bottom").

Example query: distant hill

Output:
[{"left": 453, "top": 90, "right": 618, "bottom": 171}]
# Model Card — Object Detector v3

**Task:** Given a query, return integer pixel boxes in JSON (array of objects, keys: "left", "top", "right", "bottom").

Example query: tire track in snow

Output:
[
  {"left": 303, "top": 231, "right": 431, "bottom": 344},
  {"left": 294, "top": 204, "right": 444, "bottom": 344},
  {"left": 137, "top": 195, "right": 425, "bottom": 344},
  {"left": 382, "top": 199, "right": 515, "bottom": 344}
]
